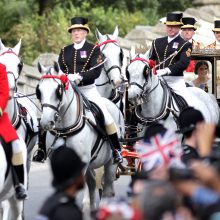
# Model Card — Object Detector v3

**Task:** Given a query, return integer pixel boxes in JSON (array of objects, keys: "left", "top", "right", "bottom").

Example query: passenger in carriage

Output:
[
  {"left": 180, "top": 17, "right": 202, "bottom": 73},
  {"left": 149, "top": 12, "right": 193, "bottom": 102},
  {"left": 58, "top": 16, "right": 122, "bottom": 163},
  {"left": 0, "top": 63, "right": 28, "bottom": 200},
  {"left": 206, "top": 20, "right": 220, "bottom": 49},
  {"left": 188, "top": 61, "right": 209, "bottom": 92}
]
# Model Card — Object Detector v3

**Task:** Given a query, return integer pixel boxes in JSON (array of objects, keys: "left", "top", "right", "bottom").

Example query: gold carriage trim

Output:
[
  {"left": 105, "top": 123, "right": 117, "bottom": 135},
  {"left": 12, "top": 152, "right": 23, "bottom": 165}
]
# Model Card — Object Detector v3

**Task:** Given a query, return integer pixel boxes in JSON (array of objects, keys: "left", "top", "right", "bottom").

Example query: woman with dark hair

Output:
[{"left": 188, "top": 61, "right": 209, "bottom": 92}]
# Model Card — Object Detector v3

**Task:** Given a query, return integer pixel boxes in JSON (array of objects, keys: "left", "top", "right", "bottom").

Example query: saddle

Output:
[
  {"left": 17, "top": 102, "right": 36, "bottom": 137},
  {"left": 81, "top": 95, "right": 106, "bottom": 137}
]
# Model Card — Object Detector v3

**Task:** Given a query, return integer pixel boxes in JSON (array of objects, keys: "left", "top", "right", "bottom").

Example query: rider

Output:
[
  {"left": 58, "top": 16, "right": 122, "bottom": 163},
  {"left": 149, "top": 12, "right": 192, "bottom": 103},
  {"left": 0, "top": 63, "right": 28, "bottom": 200},
  {"left": 206, "top": 20, "right": 220, "bottom": 49},
  {"left": 180, "top": 17, "right": 201, "bottom": 73}
]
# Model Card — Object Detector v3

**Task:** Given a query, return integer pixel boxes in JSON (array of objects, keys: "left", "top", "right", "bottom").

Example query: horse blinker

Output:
[{"left": 36, "top": 84, "right": 41, "bottom": 100}]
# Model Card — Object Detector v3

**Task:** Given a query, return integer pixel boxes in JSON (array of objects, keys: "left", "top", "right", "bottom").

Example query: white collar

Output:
[
  {"left": 168, "top": 34, "right": 179, "bottom": 43},
  {"left": 74, "top": 39, "right": 86, "bottom": 50},
  {"left": 188, "top": 39, "right": 193, "bottom": 43}
]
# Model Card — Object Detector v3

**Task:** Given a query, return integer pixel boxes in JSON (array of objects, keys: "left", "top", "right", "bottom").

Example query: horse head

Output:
[
  {"left": 95, "top": 26, "right": 124, "bottom": 87},
  {"left": 37, "top": 62, "right": 69, "bottom": 130},
  {"left": 0, "top": 39, "right": 23, "bottom": 91},
  {"left": 126, "top": 46, "right": 153, "bottom": 101}
]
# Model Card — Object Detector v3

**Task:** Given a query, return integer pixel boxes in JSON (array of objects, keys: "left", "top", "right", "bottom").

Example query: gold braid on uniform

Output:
[
  {"left": 73, "top": 50, "right": 77, "bottom": 74},
  {"left": 153, "top": 40, "right": 161, "bottom": 69},
  {"left": 81, "top": 45, "right": 97, "bottom": 72},
  {"left": 163, "top": 45, "right": 168, "bottom": 69},
  {"left": 61, "top": 47, "right": 69, "bottom": 74},
  {"left": 168, "top": 41, "right": 188, "bottom": 66}
]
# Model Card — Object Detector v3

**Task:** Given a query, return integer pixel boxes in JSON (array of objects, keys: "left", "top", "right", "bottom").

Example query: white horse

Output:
[
  {"left": 126, "top": 48, "right": 219, "bottom": 131},
  {"left": 0, "top": 39, "right": 39, "bottom": 170},
  {"left": 0, "top": 40, "right": 38, "bottom": 219},
  {"left": 95, "top": 26, "right": 125, "bottom": 105},
  {"left": 37, "top": 62, "right": 125, "bottom": 210},
  {"left": 0, "top": 136, "right": 27, "bottom": 220}
]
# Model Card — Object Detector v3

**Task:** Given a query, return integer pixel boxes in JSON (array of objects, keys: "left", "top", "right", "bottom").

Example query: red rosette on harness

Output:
[{"left": 149, "top": 59, "right": 156, "bottom": 75}]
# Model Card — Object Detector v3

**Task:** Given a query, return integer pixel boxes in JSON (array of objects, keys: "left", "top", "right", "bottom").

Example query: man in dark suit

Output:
[
  {"left": 36, "top": 146, "right": 85, "bottom": 220},
  {"left": 58, "top": 17, "right": 122, "bottom": 163},
  {"left": 149, "top": 12, "right": 192, "bottom": 101}
]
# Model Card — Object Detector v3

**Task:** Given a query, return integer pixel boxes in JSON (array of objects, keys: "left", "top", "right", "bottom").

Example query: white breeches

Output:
[
  {"left": 11, "top": 137, "right": 27, "bottom": 187},
  {"left": 78, "top": 84, "right": 114, "bottom": 125},
  {"left": 163, "top": 76, "right": 193, "bottom": 106}
]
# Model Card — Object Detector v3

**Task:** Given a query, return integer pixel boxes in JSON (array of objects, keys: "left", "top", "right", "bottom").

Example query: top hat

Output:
[
  {"left": 177, "top": 107, "right": 204, "bottom": 134},
  {"left": 212, "top": 20, "right": 220, "bottom": 32},
  {"left": 68, "top": 16, "right": 90, "bottom": 33},
  {"left": 164, "top": 12, "right": 183, "bottom": 26},
  {"left": 51, "top": 146, "right": 86, "bottom": 190},
  {"left": 181, "top": 17, "right": 197, "bottom": 30}
]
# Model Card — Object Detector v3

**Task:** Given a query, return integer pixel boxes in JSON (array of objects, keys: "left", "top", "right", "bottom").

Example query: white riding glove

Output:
[
  {"left": 156, "top": 68, "right": 171, "bottom": 76},
  {"left": 68, "top": 73, "right": 83, "bottom": 85}
]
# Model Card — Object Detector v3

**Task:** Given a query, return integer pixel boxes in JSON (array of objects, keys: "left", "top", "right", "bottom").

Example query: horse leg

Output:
[
  {"left": 102, "top": 159, "right": 115, "bottom": 197},
  {"left": 7, "top": 196, "right": 23, "bottom": 220},
  {"left": 85, "top": 169, "right": 97, "bottom": 211}
]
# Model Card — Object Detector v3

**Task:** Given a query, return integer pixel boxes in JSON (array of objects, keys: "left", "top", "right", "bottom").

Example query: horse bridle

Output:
[
  {"left": 96, "top": 37, "right": 124, "bottom": 86},
  {"left": 38, "top": 74, "right": 73, "bottom": 122},
  {"left": 0, "top": 49, "right": 23, "bottom": 86},
  {"left": 128, "top": 57, "right": 159, "bottom": 103}
]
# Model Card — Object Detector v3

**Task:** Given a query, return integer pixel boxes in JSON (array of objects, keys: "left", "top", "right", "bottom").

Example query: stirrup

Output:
[
  {"left": 15, "top": 184, "right": 28, "bottom": 200},
  {"left": 33, "top": 149, "right": 45, "bottom": 163},
  {"left": 113, "top": 150, "right": 123, "bottom": 164}
]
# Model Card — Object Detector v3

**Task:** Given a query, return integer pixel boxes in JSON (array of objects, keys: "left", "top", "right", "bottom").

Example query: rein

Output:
[{"left": 95, "top": 37, "right": 123, "bottom": 87}]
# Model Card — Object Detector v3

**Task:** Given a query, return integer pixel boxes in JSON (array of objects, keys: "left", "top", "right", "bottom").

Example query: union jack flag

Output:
[{"left": 135, "top": 129, "right": 182, "bottom": 171}]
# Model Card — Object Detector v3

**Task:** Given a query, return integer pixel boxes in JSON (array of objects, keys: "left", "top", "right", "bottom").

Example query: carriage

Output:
[
  {"left": 116, "top": 48, "right": 220, "bottom": 178},
  {"left": 190, "top": 49, "right": 220, "bottom": 106}
]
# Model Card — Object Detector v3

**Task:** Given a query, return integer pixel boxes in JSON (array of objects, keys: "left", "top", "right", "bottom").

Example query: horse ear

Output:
[
  {"left": 0, "top": 39, "right": 6, "bottom": 51},
  {"left": 13, "top": 39, "right": 21, "bottom": 55},
  {"left": 112, "top": 26, "right": 119, "bottom": 39},
  {"left": 54, "top": 61, "right": 60, "bottom": 73},
  {"left": 38, "top": 62, "right": 46, "bottom": 74},
  {"left": 130, "top": 46, "right": 136, "bottom": 60},
  {"left": 95, "top": 28, "right": 103, "bottom": 41}
]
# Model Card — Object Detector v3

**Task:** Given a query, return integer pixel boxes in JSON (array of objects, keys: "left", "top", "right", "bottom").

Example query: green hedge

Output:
[{"left": 1, "top": 3, "right": 149, "bottom": 64}]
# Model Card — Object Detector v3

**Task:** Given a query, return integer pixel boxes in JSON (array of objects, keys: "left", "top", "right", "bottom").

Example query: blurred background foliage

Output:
[{"left": 0, "top": 0, "right": 192, "bottom": 64}]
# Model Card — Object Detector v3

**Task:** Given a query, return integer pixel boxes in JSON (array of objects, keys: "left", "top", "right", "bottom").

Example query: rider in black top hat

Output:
[
  {"left": 149, "top": 12, "right": 192, "bottom": 105},
  {"left": 181, "top": 17, "right": 201, "bottom": 49},
  {"left": 58, "top": 16, "right": 123, "bottom": 164},
  {"left": 206, "top": 20, "right": 220, "bottom": 49},
  {"left": 36, "top": 146, "right": 85, "bottom": 220}
]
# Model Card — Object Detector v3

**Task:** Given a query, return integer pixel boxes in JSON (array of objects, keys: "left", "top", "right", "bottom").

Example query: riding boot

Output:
[
  {"left": 13, "top": 164, "right": 28, "bottom": 200},
  {"left": 11, "top": 140, "right": 28, "bottom": 200},
  {"left": 108, "top": 133, "right": 123, "bottom": 164}
]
